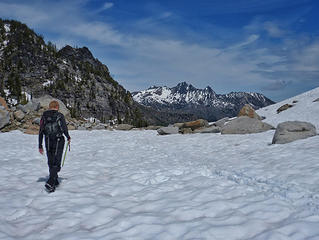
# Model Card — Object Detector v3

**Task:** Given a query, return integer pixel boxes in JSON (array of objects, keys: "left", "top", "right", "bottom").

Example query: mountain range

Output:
[{"left": 133, "top": 82, "right": 274, "bottom": 122}]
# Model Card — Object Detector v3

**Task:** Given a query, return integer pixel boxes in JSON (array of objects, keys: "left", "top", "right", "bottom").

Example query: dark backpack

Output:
[{"left": 43, "top": 113, "right": 63, "bottom": 138}]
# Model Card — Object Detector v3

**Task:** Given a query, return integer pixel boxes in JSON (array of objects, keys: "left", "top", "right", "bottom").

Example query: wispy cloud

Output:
[
  {"left": 262, "top": 80, "right": 292, "bottom": 91},
  {"left": 97, "top": 2, "right": 114, "bottom": 12},
  {"left": 264, "top": 21, "right": 287, "bottom": 38}
]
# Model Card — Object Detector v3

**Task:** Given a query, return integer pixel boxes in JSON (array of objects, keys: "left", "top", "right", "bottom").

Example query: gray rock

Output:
[
  {"left": 173, "top": 122, "right": 185, "bottom": 129},
  {"left": 84, "top": 123, "right": 92, "bottom": 129},
  {"left": 183, "top": 119, "right": 209, "bottom": 130},
  {"left": 33, "top": 95, "right": 70, "bottom": 117},
  {"left": 116, "top": 124, "right": 134, "bottom": 131},
  {"left": 0, "top": 106, "right": 10, "bottom": 129},
  {"left": 17, "top": 101, "right": 40, "bottom": 113},
  {"left": 14, "top": 110, "right": 25, "bottom": 121},
  {"left": 213, "top": 117, "right": 229, "bottom": 128},
  {"left": 77, "top": 126, "right": 87, "bottom": 130},
  {"left": 17, "top": 104, "right": 28, "bottom": 114},
  {"left": 238, "top": 104, "right": 262, "bottom": 120},
  {"left": 313, "top": 98, "right": 319, "bottom": 102},
  {"left": 92, "top": 124, "right": 106, "bottom": 130},
  {"left": 32, "top": 117, "right": 41, "bottom": 125},
  {"left": 25, "top": 101, "right": 41, "bottom": 112},
  {"left": 157, "top": 126, "right": 179, "bottom": 135},
  {"left": 277, "top": 104, "right": 293, "bottom": 114},
  {"left": 272, "top": 121, "right": 317, "bottom": 144},
  {"left": 194, "top": 126, "right": 221, "bottom": 133},
  {"left": 221, "top": 116, "right": 274, "bottom": 134},
  {"left": 145, "top": 125, "right": 162, "bottom": 130},
  {"left": 180, "top": 128, "right": 193, "bottom": 134}
]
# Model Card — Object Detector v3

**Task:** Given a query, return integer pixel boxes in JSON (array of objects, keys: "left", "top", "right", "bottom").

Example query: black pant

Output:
[{"left": 45, "top": 136, "right": 65, "bottom": 183}]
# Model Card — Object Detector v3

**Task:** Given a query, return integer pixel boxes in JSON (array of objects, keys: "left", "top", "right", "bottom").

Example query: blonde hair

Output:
[{"left": 49, "top": 100, "right": 59, "bottom": 110}]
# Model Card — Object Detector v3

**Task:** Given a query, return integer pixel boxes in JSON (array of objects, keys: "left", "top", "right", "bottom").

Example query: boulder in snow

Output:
[
  {"left": 213, "top": 117, "right": 229, "bottom": 128},
  {"left": 277, "top": 104, "right": 293, "bottom": 114},
  {"left": 116, "top": 124, "right": 134, "bottom": 131},
  {"left": 238, "top": 104, "right": 261, "bottom": 120},
  {"left": 221, "top": 116, "right": 274, "bottom": 135},
  {"left": 157, "top": 126, "right": 179, "bottom": 135},
  {"left": 145, "top": 125, "right": 162, "bottom": 130},
  {"left": 272, "top": 121, "right": 317, "bottom": 144},
  {"left": 183, "top": 119, "right": 209, "bottom": 130},
  {"left": 92, "top": 124, "right": 106, "bottom": 130},
  {"left": 173, "top": 122, "right": 185, "bottom": 129},
  {"left": 180, "top": 128, "right": 193, "bottom": 134},
  {"left": 193, "top": 125, "right": 221, "bottom": 133}
]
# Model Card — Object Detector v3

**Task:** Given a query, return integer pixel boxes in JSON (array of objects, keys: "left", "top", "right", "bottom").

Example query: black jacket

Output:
[{"left": 38, "top": 110, "right": 70, "bottom": 149}]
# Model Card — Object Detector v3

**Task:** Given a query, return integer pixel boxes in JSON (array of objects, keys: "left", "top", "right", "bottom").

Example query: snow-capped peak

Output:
[{"left": 133, "top": 82, "right": 271, "bottom": 108}]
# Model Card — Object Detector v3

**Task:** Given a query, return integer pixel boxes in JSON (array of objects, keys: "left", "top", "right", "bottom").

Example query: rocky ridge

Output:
[
  {"left": 133, "top": 82, "right": 275, "bottom": 122},
  {"left": 0, "top": 19, "right": 146, "bottom": 127}
]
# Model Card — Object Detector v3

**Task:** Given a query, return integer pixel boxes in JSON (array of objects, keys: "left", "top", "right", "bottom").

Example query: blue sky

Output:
[{"left": 0, "top": 0, "right": 319, "bottom": 101}]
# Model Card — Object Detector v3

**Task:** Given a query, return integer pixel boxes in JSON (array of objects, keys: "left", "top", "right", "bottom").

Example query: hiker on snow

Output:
[{"left": 38, "top": 100, "right": 71, "bottom": 192}]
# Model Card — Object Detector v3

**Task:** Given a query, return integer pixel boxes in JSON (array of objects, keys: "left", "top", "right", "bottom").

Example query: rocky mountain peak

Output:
[
  {"left": 132, "top": 82, "right": 275, "bottom": 122},
  {"left": 0, "top": 18, "right": 148, "bottom": 127},
  {"left": 172, "top": 82, "right": 196, "bottom": 94},
  {"left": 58, "top": 45, "right": 96, "bottom": 63}
]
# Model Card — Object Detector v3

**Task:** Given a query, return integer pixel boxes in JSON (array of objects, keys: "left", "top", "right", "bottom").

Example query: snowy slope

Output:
[
  {"left": 257, "top": 86, "right": 319, "bottom": 129},
  {"left": 1, "top": 88, "right": 319, "bottom": 240}
]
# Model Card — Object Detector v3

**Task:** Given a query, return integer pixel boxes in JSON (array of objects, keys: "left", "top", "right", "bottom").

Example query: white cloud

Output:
[
  {"left": 69, "top": 22, "right": 129, "bottom": 47},
  {"left": 264, "top": 21, "right": 286, "bottom": 38},
  {"left": 0, "top": 2, "right": 49, "bottom": 25},
  {"left": 227, "top": 34, "right": 260, "bottom": 50},
  {"left": 100, "top": 2, "right": 114, "bottom": 11},
  {"left": 244, "top": 19, "right": 287, "bottom": 38}
]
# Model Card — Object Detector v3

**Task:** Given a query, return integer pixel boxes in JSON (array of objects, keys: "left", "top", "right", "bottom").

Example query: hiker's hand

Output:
[
  {"left": 68, "top": 137, "right": 71, "bottom": 144},
  {"left": 39, "top": 148, "right": 44, "bottom": 155}
]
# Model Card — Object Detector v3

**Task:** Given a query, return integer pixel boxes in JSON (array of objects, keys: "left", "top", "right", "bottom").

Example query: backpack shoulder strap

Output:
[{"left": 56, "top": 114, "right": 63, "bottom": 133}]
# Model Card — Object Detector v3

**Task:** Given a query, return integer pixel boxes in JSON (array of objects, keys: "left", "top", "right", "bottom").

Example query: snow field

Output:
[
  {"left": 1, "top": 129, "right": 319, "bottom": 240},
  {"left": 257, "top": 87, "right": 319, "bottom": 130}
]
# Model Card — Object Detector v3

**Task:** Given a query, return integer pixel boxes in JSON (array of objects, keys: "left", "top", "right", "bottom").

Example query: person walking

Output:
[{"left": 38, "top": 100, "right": 71, "bottom": 192}]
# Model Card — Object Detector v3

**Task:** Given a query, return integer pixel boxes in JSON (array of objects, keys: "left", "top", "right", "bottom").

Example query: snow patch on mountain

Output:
[
  {"left": 4, "top": 23, "right": 11, "bottom": 33},
  {"left": 133, "top": 82, "right": 218, "bottom": 106}
]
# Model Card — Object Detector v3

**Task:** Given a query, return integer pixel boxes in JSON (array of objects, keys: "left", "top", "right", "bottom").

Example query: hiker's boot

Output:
[
  {"left": 55, "top": 178, "right": 60, "bottom": 187},
  {"left": 45, "top": 177, "right": 56, "bottom": 192}
]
